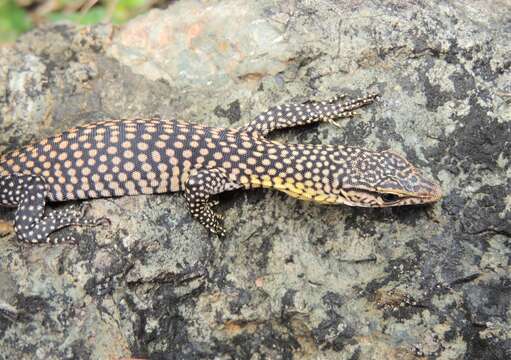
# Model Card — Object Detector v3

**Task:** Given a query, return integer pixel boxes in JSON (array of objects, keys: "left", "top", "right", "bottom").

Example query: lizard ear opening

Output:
[{"left": 381, "top": 193, "right": 401, "bottom": 203}]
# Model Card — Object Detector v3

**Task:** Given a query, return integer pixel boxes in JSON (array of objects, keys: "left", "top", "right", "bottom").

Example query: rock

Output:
[{"left": 0, "top": 0, "right": 510, "bottom": 358}]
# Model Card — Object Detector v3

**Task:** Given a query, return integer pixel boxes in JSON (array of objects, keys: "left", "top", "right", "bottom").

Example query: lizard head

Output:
[{"left": 321, "top": 148, "right": 442, "bottom": 207}]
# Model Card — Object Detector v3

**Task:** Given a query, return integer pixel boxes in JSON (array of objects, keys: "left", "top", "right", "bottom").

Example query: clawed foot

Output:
[
  {"left": 94, "top": 216, "right": 111, "bottom": 227},
  {"left": 322, "top": 92, "right": 379, "bottom": 128},
  {"left": 206, "top": 203, "right": 226, "bottom": 237},
  {"left": 78, "top": 203, "right": 111, "bottom": 228}
]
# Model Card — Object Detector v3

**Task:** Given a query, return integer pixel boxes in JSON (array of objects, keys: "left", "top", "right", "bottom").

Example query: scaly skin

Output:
[{"left": 0, "top": 93, "right": 441, "bottom": 243}]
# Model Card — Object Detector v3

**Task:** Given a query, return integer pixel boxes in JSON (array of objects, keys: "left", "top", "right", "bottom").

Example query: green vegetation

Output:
[{"left": 0, "top": 0, "right": 157, "bottom": 43}]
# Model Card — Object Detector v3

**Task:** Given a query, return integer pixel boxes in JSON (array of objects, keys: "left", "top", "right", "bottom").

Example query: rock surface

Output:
[{"left": 0, "top": 0, "right": 510, "bottom": 359}]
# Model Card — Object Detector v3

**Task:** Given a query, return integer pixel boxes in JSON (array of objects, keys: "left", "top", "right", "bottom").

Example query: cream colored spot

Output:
[
  {"left": 170, "top": 176, "right": 180, "bottom": 191},
  {"left": 124, "top": 162, "right": 135, "bottom": 172},
  {"left": 137, "top": 142, "right": 149, "bottom": 151},
  {"left": 157, "top": 163, "right": 168, "bottom": 173},
  {"left": 125, "top": 181, "right": 136, "bottom": 193}
]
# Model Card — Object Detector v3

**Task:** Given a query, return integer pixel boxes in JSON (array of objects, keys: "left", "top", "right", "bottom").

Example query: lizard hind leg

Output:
[{"left": 0, "top": 174, "right": 103, "bottom": 244}]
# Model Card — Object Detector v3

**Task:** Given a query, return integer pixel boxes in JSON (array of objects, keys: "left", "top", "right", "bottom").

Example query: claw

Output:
[
  {"left": 327, "top": 118, "right": 344, "bottom": 128},
  {"left": 95, "top": 217, "right": 111, "bottom": 227},
  {"left": 79, "top": 203, "right": 92, "bottom": 218}
]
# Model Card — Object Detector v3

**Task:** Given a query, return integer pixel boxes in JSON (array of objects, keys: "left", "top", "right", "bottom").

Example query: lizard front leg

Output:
[
  {"left": 184, "top": 168, "right": 241, "bottom": 236},
  {"left": 243, "top": 93, "right": 378, "bottom": 137}
]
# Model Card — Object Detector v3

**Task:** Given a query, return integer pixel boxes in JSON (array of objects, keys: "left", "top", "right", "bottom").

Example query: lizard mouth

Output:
[{"left": 338, "top": 183, "right": 442, "bottom": 207}]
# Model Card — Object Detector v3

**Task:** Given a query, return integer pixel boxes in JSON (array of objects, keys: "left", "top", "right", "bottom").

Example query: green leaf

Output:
[
  {"left": 48, "top": 6, "right": 107, "bottom": 25},
  {"left": 0, "top": 0, "right": 32, "bottom": 43}
]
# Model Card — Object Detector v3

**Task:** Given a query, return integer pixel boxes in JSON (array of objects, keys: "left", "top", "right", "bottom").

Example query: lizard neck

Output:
[{"left": 236, "top": 140, "right": 348, "bottom": 204}]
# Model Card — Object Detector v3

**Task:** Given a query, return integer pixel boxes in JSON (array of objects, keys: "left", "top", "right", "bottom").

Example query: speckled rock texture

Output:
[{"left": 0, "top": 1, "right": 510, "bottom": 359}]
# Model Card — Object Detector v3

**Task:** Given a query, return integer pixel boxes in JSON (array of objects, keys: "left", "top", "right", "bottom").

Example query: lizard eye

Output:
[{"left": 381, "top": 193, "right": 400, "bottom": 203}]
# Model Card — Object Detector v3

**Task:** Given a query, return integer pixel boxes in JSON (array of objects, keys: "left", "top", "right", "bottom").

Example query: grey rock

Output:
[{"left": 0, "top": 0, "right": 510, "bottom": 359}]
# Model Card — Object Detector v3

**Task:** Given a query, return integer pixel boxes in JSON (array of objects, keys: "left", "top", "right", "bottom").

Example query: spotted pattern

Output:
[
  {"left": 0, "top": 175, "right": 101, "bottom": 243},
  {"left": 0, "top": 93, "right": 441, "bottom": 243},
  {"left": 184, "top": 168, "right": 240, "bottom": 236},
  {"left": 244, "top": 93, "right": 378, "bottom": 136}
]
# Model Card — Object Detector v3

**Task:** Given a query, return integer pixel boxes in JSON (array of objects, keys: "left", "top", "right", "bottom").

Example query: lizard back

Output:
[{"left": 0, "top": 118, "right": 242, "bottom": 202}]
